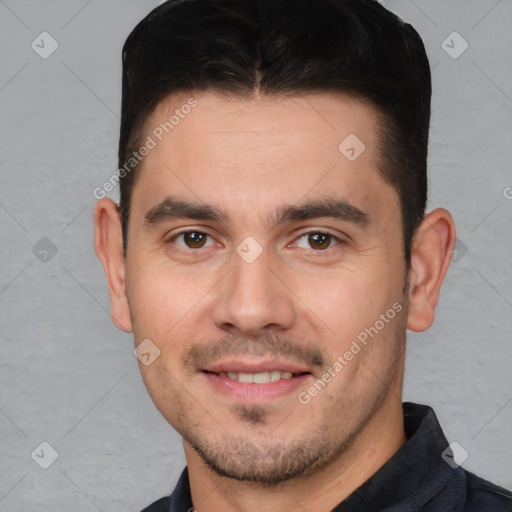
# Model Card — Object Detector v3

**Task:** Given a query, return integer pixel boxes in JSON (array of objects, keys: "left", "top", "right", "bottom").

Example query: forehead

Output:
[
  {"left": 141, "top": 90, "right": 378, "bottom": 162},
  {"left": 131, "top": 90, "right": 399, "bottom": 229}
]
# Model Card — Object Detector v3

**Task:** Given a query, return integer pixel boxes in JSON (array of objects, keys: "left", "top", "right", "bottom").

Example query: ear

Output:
[
  {"left": 406, "top": 208, "right": 456, "bottom": 332},
  {"left": 93, "top": 198, "right": 133, "bottom": 333}
]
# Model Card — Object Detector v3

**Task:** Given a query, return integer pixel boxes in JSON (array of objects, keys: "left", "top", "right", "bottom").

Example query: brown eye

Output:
[
  {"left": 168, "top": 230, "right": 216, "bottom": 253},
  {"left": 307, "top": 233, "right": 333, "bottom": 250},
  {"left": 293, "top": 231, "right": 340, "bottom": 252},
  {"left": 183, "top": 231, "right": 208, "bottom": 248}
]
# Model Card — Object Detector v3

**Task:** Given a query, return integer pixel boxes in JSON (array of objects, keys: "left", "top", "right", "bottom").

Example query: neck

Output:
[{"left": 185, "top": 398, "right": 406, "bottom": 512}]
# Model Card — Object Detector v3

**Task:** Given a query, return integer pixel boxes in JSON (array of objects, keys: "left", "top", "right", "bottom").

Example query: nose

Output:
[{"left": 211, "top": 248, "right": 297, "bottom": 336}]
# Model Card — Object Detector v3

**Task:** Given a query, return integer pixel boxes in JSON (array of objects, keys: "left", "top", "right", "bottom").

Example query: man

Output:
[{"left": 93, "top": 0, "right": 512, "bottom": 510}]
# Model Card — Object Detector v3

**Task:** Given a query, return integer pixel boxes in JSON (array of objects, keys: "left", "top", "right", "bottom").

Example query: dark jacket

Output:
[{"left": 141, "top": 402, "right": 512, "bottom": 511}]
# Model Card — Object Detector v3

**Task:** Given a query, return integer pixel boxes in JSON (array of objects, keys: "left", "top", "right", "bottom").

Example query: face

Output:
[{"left": 121, "top": 91, "right": 409, "bottom": 483}]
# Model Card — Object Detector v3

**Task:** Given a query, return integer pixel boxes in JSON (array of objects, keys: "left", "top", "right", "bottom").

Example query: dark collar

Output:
[
  {"left": 160, "top": 403, "right": 479, "bottom": 511},
  {"left": 333, "top": 402, "right": 465, "bottom": 511}
]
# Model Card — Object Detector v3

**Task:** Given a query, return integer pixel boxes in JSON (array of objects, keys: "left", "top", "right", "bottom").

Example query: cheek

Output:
[
  {"left": 307, "top": 269, "right": 379, "bottom": 322},
  {"left": 127, "top": 260, "right": 208, "bottom": 328},
  {"left": 126, "top": 263, "right": 221, "bottom": 376},
  {"left": 302, "top": 264, "right": 403, "bottom": 356}
]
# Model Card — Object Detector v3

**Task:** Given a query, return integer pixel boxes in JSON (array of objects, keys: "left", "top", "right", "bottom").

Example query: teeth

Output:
[
  {"left": 224, "top": 371, "right": 295, "bottom": 383},
  {"left": 238, "top": 372, "right": 254, "bottom": 383},
  {"left": 253, "top": 372, "right": 271, "bottom": 384},
  {"left": 270, "top": 370, "right": 282, "bottom": 382}
]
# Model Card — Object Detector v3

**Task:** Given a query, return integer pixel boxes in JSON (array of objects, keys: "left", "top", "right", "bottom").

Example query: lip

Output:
[
  {"left": 201, "top": 357, "right": 315, "bottom": 403},
  {"left": 203, "top": 357, "right": 313, "bottom": 375},
  {"left": 202, "top": 371, "right": 313, "bottom": 402}
]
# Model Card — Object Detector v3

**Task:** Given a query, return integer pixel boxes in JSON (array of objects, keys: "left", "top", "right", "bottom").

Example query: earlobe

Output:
[
  {"left": 406, "top": 208, "right": 456, "bottom": 332},
  {"left": 93, "top": 198, "right": 133, "bottom": 333}
]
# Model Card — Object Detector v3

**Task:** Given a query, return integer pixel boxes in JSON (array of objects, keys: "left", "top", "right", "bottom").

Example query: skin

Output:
[{"left": 94, "top": 91, "right": 455, "bottom": 512}]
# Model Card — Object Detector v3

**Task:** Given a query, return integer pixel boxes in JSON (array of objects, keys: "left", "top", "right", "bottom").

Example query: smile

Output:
[
  {"left": 201, "top": 366, "right": 313, "bottom": 403},
  {"left": 221, "top": 370, "right": 295, "bottom": 383}
]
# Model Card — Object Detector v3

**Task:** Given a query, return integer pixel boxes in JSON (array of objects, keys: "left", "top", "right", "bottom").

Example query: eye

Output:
[
  {"left": 170, "top": 231, "right": 216, "bottom": 250},
  {"left": 293, "top": 231, "right": 341, "bottom": 251}
]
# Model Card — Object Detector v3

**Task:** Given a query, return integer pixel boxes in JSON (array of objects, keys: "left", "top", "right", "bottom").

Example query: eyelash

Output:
[{"left": 166, "top": 229, "right": 345, "bottom": 255}]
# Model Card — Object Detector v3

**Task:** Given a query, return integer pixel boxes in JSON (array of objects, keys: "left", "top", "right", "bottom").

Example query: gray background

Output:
[{"left": 0, "top": 0, "right": 511, "bottom": 510}]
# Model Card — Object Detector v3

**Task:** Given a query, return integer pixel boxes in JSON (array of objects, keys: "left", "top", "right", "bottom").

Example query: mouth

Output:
[
  {"left": 200, "top": 361, "right": 315, "bottom": 402},
  {"left": 206, "top": 370, "right": 306, "bottom": 383}
]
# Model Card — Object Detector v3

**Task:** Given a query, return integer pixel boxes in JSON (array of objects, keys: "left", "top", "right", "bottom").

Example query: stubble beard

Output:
[
  {"left": 138, "top": 296, "right": 409, "bottom": 486},
  {"left": 179, "top": 336, "right": 406, "bottom": 485}
]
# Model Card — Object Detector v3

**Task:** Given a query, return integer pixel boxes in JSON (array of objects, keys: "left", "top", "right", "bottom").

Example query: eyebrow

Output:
[{"left": 142, "top": 196, "right": 369, "bottom": 229}]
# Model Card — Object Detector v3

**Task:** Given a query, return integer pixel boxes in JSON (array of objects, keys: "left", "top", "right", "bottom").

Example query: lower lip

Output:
[{"left": 202, "top": 372, "right": 313, "bottom": 403}]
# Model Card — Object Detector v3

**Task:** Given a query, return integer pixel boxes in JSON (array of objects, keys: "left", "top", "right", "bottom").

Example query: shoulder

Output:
[
  {"left": 140, "top": 496, "right": 170, "bottom": 512},
  {"left": 463, "top": 470, "right": 512, "bottom": 511}
]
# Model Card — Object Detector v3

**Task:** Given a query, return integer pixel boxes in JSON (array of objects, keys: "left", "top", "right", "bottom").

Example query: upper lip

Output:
[{"left": 202, "top": 358, "right": 313, "bottom": 375}]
